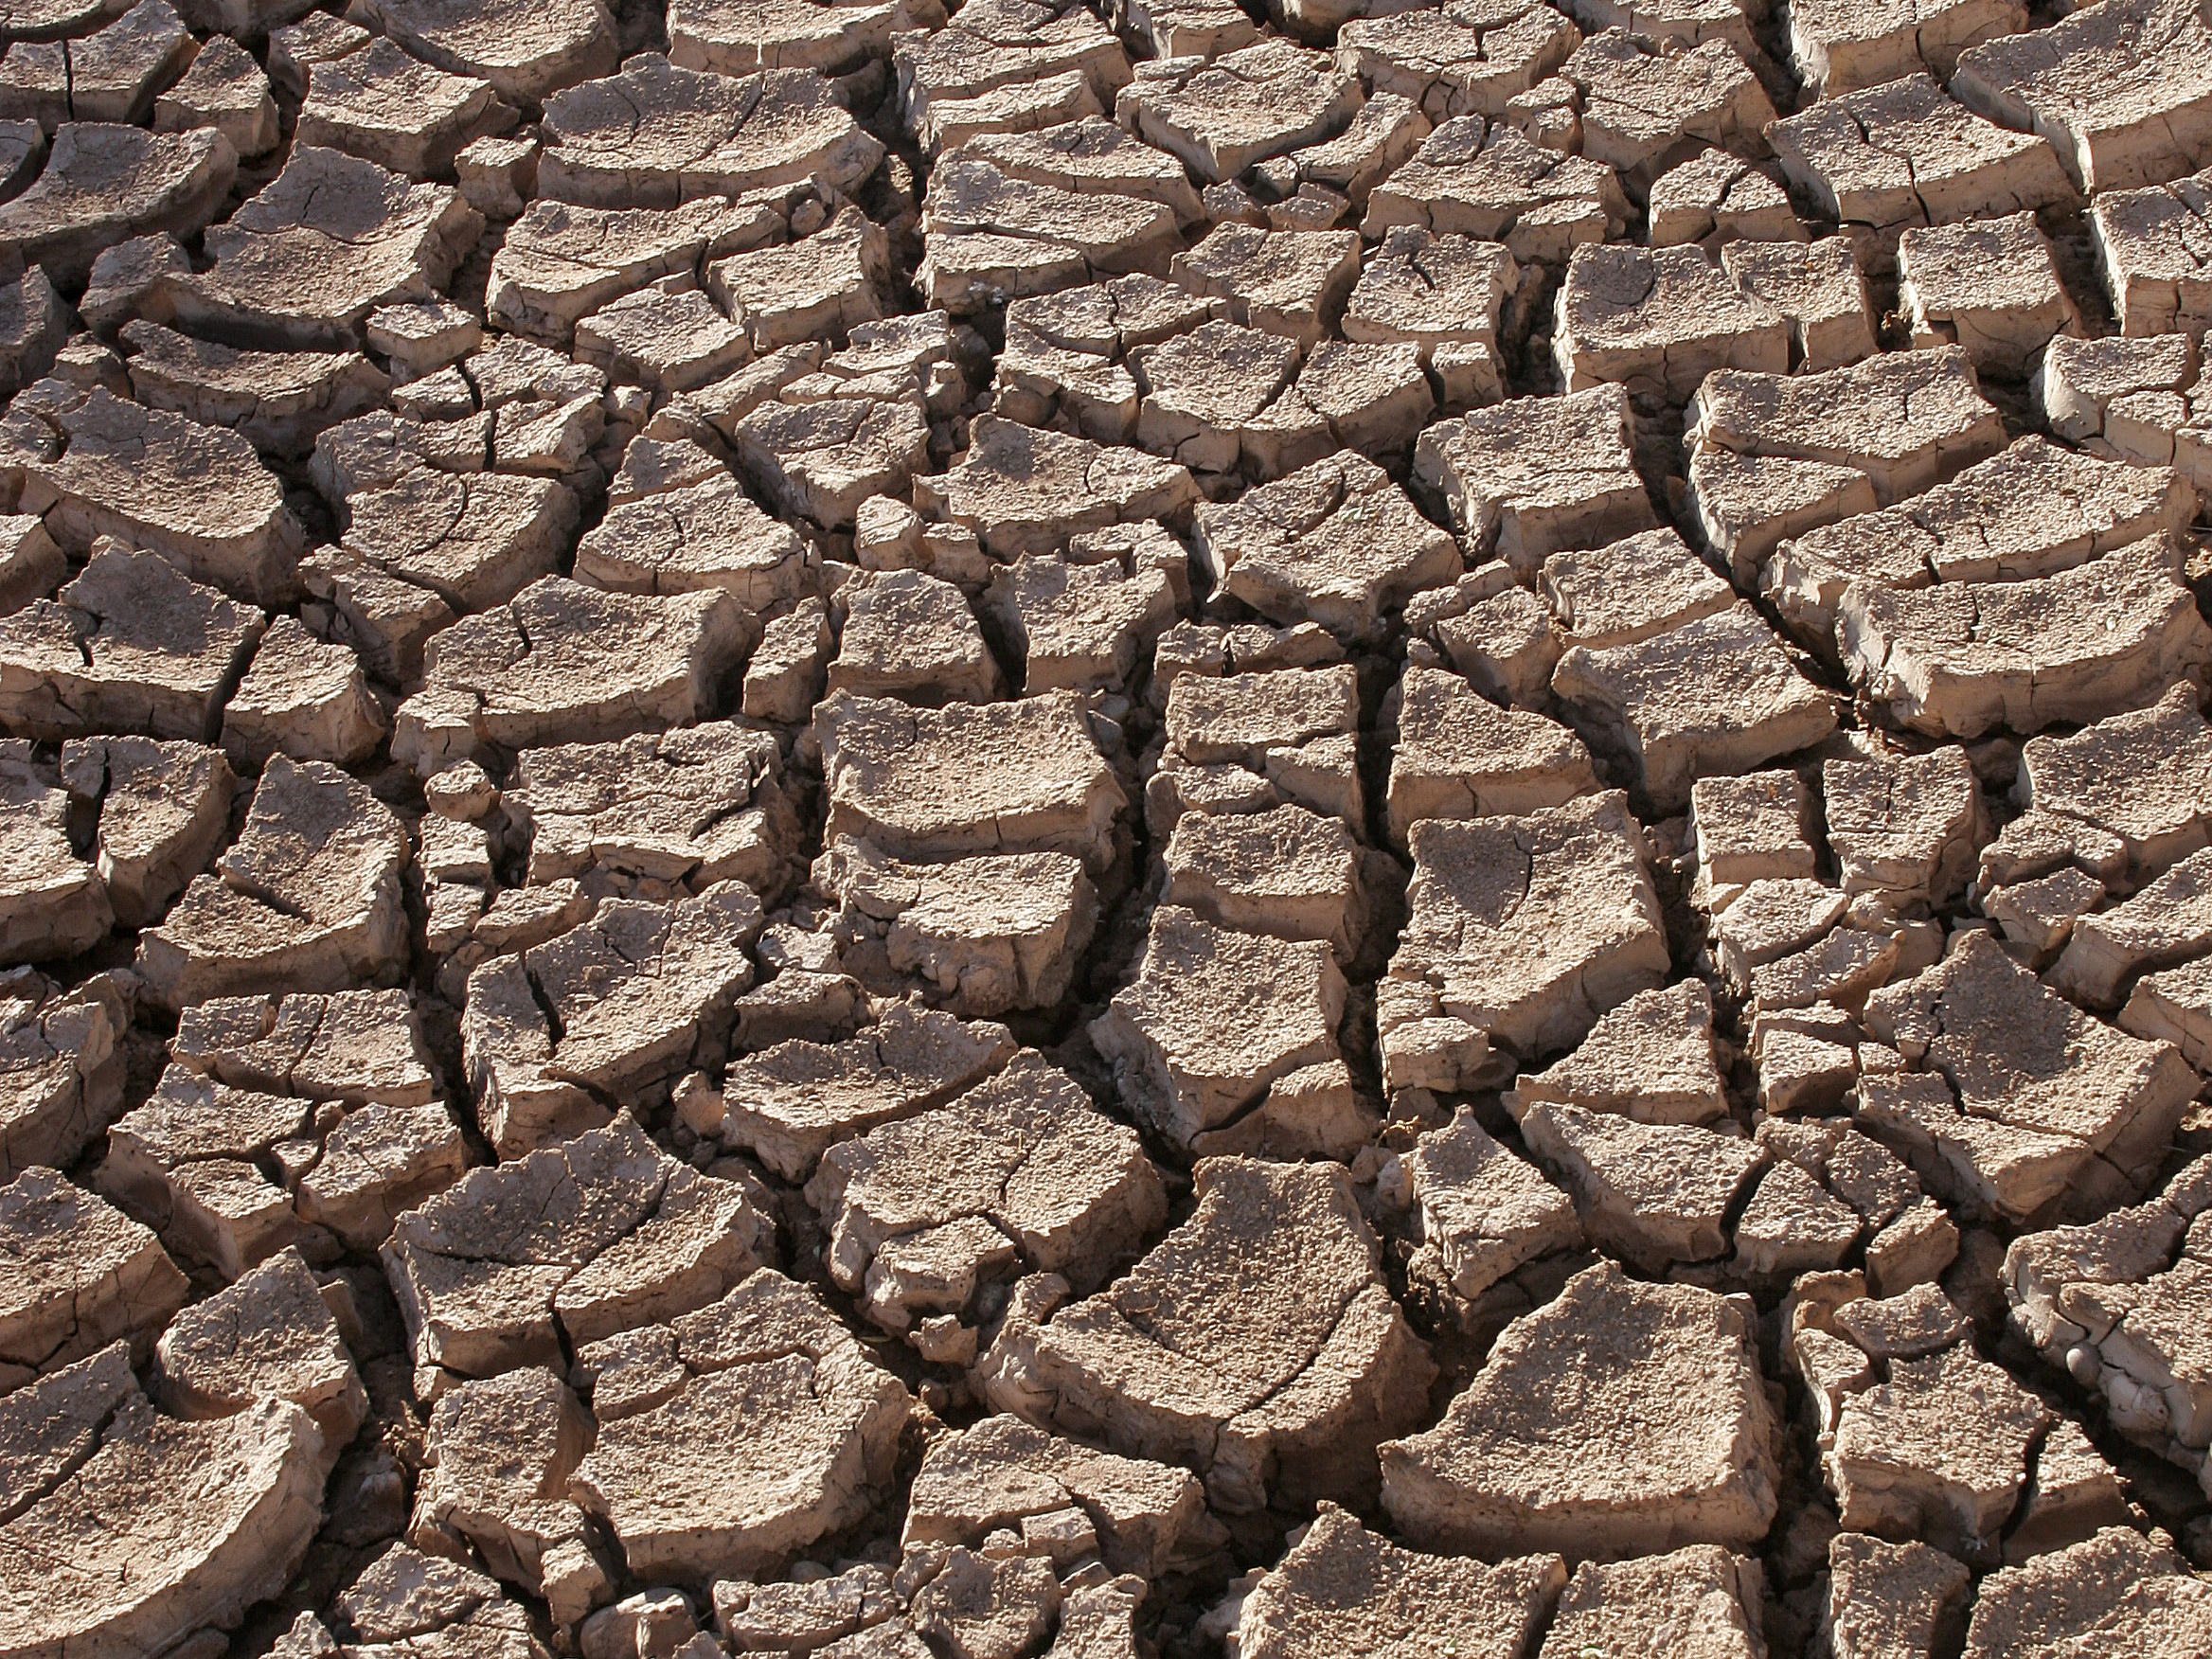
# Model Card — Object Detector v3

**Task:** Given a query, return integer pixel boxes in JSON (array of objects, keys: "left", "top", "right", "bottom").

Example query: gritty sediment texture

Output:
[{"left": 0, "top": 2, "right": 2210, "bottom": 1658}]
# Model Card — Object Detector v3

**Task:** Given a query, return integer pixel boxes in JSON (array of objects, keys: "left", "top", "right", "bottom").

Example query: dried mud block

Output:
[
  {"left": 149, "top": 38, "right": 276, "bottom": 160},
  {"left": 740, "top": 604, "right": 830, "bottom": 725},
  {"left": 1765, "top": 435, "right": 2190, "bottom": 639},
  {"left": 296, "top": 38, "right": 510, "bottom": 181},
  {"left": 1091, "top": 904, "right": 1346, "bottom": 1149},
  {"left": 2123, "top": 956, "right": 2212, "bottom": 1070},
  {"left": 1115, "top": 0, "right": 1257, "bottom": 57},
  {"left": 1539, "top": 1546, "right": 1766, "bottom": 1659},
  {"left": 669, "top": 0, "right": 946, "bottom": 76},
  {"left": 576, "top": 288, "right": 751, "bottom": 398},
  {"left": 328, "top": 1544, "right": 543, "bottom": 1655},
  {"left": 1685, "top": 450, "right": 1876, "bottom": 593},
  {"left": 1818, "top": 1532, "right": 1971, "bottom": 1659},
  {"left": 1116, "top": 38, "right": 1356, "bottom": 184},
  {"left": 1954, "top": 0, "right": 2212, "bottom": 195},
  {"left": 708, "top": 1002, "right": 1016, "bottom": 1181},
  {"left": 0, "top": 515, "right": 60, "bottom": 620},
  {"left": 0, "top": 259, "right": 62, "bottom": 409},
  {"left": 1707, "top": 876, "right": 1846, "bottom": 990},
  {"left": 464, "top": 884, "right": 762, "bottom": 1157},
  {"left": 98, "top": 1049, "right": 454, "bottom": 1275},
  {"left": 1691, "top": 346, "right": 2006, "bottom": 511},
  {"left": 1408, "top": 1107, "right": 1580, "bottom": 1300},
  {"left": 828, "top": 569, "right": 1002, "bottom": 705},
  {"left": 0, "top": 744, "right": 113, "bottom": 965},
  {"left": 1733, "top": 1155, "right": 1865, "bottom": 1274},
  {"left": 539, "top": 55, "right": 878, "bottom": 208},
  {"left": 2035, "top": 332, "right": 2198, "bottom": 441},
  {"left": 904, "top": 1413, "right": 1221, "bottom": 1578},
  {"left": 706, "top": 207, "right": 892, "bottom": 350},
  {"left": 1693, "top": 769, "right": 1816, "bottom": 908},
  {"left": 154, "top": 1246, "right": 366, "bottom": 1462},
  {"left": 1336, "top": 1, "right": 1579, "bottom": 125},
  {"left": 919, "top": 119, "right": 1196, "bottom": 314},
  {"left": 0, "top": 542, "right": 262, "bottom": 746},
  {"left": 1553, "top": 603, "right": 1838, "bottom": 814},
  {"left": 407, "top": 1365, "right": 605, "bottom": 1623},
  {"left": 894, "top": 0, "right": 1131, "bottom": 156},
  {"left": 0, "top": 1168, "right": 186, "bottom": 1387},
  {"left": 1128, "top": 322, "right": 1430, "bottom": 483},
  {"left": 1159, "top": 803, "right": 1368, "bottom": 964},
  {"left": 1236, "top": 1504, "right": 1563, "bottom": 1659},
  {"left": 58, "top": 734, "right": 230, "bottom": 934},
  {"left": 2004, "top": 1154, "right": 2212, "bottom": 1470},
  {"left": 1862, "top": 932, "right": 2196, "bottom": 1222},
  {"left": 1783, "top": 0, "right": 2024, "bottom": 97},
  {"left": 488, "top": 195, "right": 776, "bottom": 348},
  {"left": 1898, "top": 211, "right": 2079, "bottom": 376},
  {"left": 20, "top": 385, "right": 304, "bottom": 604},
  {"left": 221, "top": 615, "right": 388, "bottom": 769},
  {"left": 1827, "top": 1345, "right": 2052, "bottom": 1563},
  {"left": 1824, "top": 747, "right": 1987, "bottom": 909},
  {"left": 1382, "top": 791, "right": 1668, "bottom": 1090},
  {"left": 707, "top": 1562, "right": 904, "bottom": 1656},
  {"left": 119, "top": 321, "right": 389, "bottom": 460},
  {"left": 1961, "top": 1526, "right": 2212, "bottom": 1658},
  {"left": 0, "top": 1355, "right": 323, "bottom": 1655},
  {"left": 394, "top": 576, "right": 751, "bottom": 776},
  {"left": 1385, "top": 666, "right": 1598, "bottom": 844},
  {"left": 172, "top": 146, "right": 481, "bottom": 350},
  {"left": 266, "top": 13, "right": 370, "bottom": 98},
  {"left": 1170, "top": 223, "right": 1360, "bottom": 348},
  {"left": 916, "top": 416, "right": 1197, "bottom": 559},
  {"left": 383, "top": 1114, "right": 772, "bottom": 1384},
  {"left": 1555, "top": 30, "right": 1775, "bottom": 194},
  {"left": 1192, "top": 452, "right": 1457, "bottom": 645},
  {"left": 173, "top": 987, "right": 437, "bottom": 1116},
  {"left": 816, "top": 687, "right": 1124, "bottom": 874},
  {"left": 995, "top": 269, "right": 1212, "bottom": 444},
  {"left": 812, "top": 836, "right": 1098, "bottom": 1017},
  {"left": 1381, "top": 1260, "right": 1779, "bottom": 1556},
  {"left": 807, "top": 1050, "right": 1165, "bottom": 1336},
  {"left": 980, "top": 1156, "right": 1435, "bottom": 1514},
  {"left": 571, "top": 1270, "right": 911, "bottom": 1585},
  {"left": 2003, "top": 685, "right": 2212, "bottom": 889},
  {"left": 0, "top": 0, "right": 130, "bottom": 39},
  {"left": 1342, "top": 225, "right": 1517, "bottom": 384},
  {"left": 1365, "top": 117, "right": 1628, "bottom": 264},
  {"left": 348, "top": 0, "right": 618, "bottom": 103},
  {"left": 2051, "top": 847, "right": 2212, "bottom": 1009},
  {"left": 1510, "top": 978, "right": 1728, "bottom": 1126},
  {"left": 1838, "top": 535, "right": 2212, "bottom": 740},
  {"left": 1767, "top": 74, "right": 2074, "bottom": 244},
  {"left": 0, "top": 121, "right": 232, "bottom": 287},
  {"left": 981, "top": 554, "right": 1176, "bottom": 694},
  {"left": 136, "top": 755, "right": 407, "bottom": 1009},
  {"left": 2090, "top": 166, "right": 2212, "bottom": 341},
  {"left": 1521, "top": 1100, "right": 1765, "bottom": 1271},
  {"left": 1548, "top": 240, "right": 1787, "bottom": 400},
  {"left": 1540, "top": 526, "right": 1732, "bottom": 652},
  {"left": 1151, "top": 662, "right": 1360, "bottom": 835},
  {"left": 1984, "top": 865, "right": 2106, "bottom": 959},
  {"left": 1721, "top": 235, "right": 1878, "bottom": 372},
  {"left": 1646, "top": 147, "right": 1801, "bottom": 252},
  {"left": 508, "top": 722, "right": 795, "bottom": 898},
  {"left": 732, "top": 393, "right": 929, "bottom": 537},
  {"left": 0, "top": 974, "right": 122, "bottom": 1182},
  {"left": 1414, "top": 383, "right": 1654, "bottom": 577}
]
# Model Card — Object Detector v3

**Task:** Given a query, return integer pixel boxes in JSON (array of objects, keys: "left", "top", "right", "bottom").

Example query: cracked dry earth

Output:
[{"left": 5, "top": 0, "right": 2212, "bottom": 1657}]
